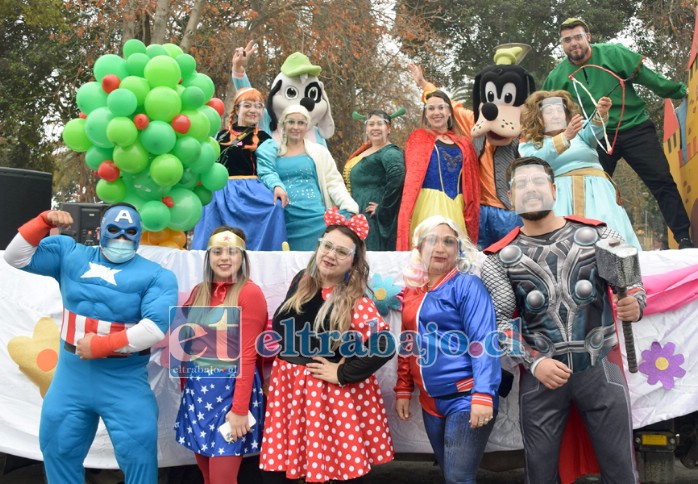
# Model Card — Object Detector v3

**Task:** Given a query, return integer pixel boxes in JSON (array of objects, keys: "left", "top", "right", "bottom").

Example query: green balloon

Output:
[
  {"left": 125, "top": 171, "right": 171, "bottom": 201},
  {"left": 76, "top": 82, "right": 108, "bottom": 114},
  {"left": 200, "top": 105, "right": 222, "bottom": 137},
  {"left": 150, "top": 153, "right": 184, "bottom": 186},
  {"left": 120, "top": 76, "right": 151, "bottom": 106},
  {"left": 85, "top": 146, "right": 114, "bottom": 170},
  {"left": 93, "top": 54, "right": 129, "bottom": 81},
  {"left": 146, "top": 44, "right": 169, "bottom": 58},
  {"left": 123, "top": 39, "right": 147, "bottom": 58},
  {"left": 106, "top": 117, "right": 138, "bottom": 147},
  {"left": 172, "top": 136, "right": 202, "bottom": 166},
  {"left": 140, "top": 120, "right": 177, "bottom": 155},
  {"left": 207, "top": 136, "right": 221, "bottom": 159},
  {"left": 177, "top": 169, "right": 199, "bottom": 189},
  {"left": 144, "top": 56, "right": 182, "bottom": 89},
  {"left": 140, "top": 200, "right": 171, "bottom": 232},
  {"left": 125, "top": 52, "right": 150, "bottom": 77},
  {"left": 144, "top": 86, "right": 181, "bottom": 121},
  {"left": 176, "top": 54, "right": 197, "bottom": 80},
  {"left": 182, "top": 73, "right": 215, "bottom": 101},
  {"left": 180, "top": 86, "right": 205, "bottom": 110},
  {"left": 168, "top": 187, "right": 203, "bottom": 231},
  {"left": 163, "top": 43, "right": 184, "bottom": 58},
  {"left": 107, "top": 89, "right": 138, "bottom": 117},
  {"left": 200, "top": 162, "right": 228, "bottom": 191},
  {"left": 96, "top": 178, "right": 127, "bottom": 203},
  {"left": 193, "top": 185, "right": 213, "bottom": 205},
  {"left": 120, "top": 190, "right": 146, "bottom": 211},
  {"left": 188, "top": 141, "right": 215, "bottom": 173},
  {"left": 182, "top": 109, "right": 210, "bottom": 141},
  {"left": 62, "top": 118, "right": 92, "bottom": 152},
  {"left": 85, "top": 107, "right": 115, "bottom": 148},
  {"left": 113, "top": 141, "right": 149, "bottom": 173}
]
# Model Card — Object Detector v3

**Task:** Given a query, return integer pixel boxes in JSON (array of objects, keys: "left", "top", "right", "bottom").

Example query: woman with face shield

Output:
[
  {"left": 519, "top": 90, "right": 640, "bottom": 249},
  {"left": 256, "top": 105, "right": 359, "bottom": 250},
  {"left": 174, "top": 226, "right": 268, "bottom": 484},
  {"left": 394, "top": 216, "right": 501, "bottom": 484},
  {"left": 343, "top": 109, "right": 406, "bottom": 251},
  {"left": 259, "top": 209, "right": 394, "bottom": 483},
  {"left": 191, "top": 88, "right": 287, "bottom": 251}
]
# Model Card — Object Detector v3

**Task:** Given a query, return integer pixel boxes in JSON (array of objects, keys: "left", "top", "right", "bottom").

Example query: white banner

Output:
[{"left": 1, "top": 247, "right": 698, "bottom": 467}]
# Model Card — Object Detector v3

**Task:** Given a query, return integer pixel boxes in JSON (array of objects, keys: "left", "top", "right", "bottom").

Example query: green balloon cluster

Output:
[{"left": 62, "top": 40, "right": 228, "bottom": 232}]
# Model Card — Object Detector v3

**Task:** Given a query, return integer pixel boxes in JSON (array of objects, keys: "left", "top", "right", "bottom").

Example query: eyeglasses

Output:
[
  {"left": 366, "top": 120, "right": 388, "bottom": 128},
  {"left": 284, "top": 118, "right": 308, "bottom": 127},
  {"left": 317, "top": 238, "right": 355, "bottom": 260},
  {"left": 510, "top": 174, "right": 552, "bottom": 190},
  {"left": 425, "top": 104, "right": 450, "bottom": 112},
  {"left": 210, "top": 247, "right": 242, "bottom": 257},
  {"left": 421, "top": 234, "right": 459, "bottom": 248},
  {"left": 239, "top": 102, "right": 264, "bottom": 110},
  {"left": 561, "top": 33, "right": 586, "bottom": 44}
]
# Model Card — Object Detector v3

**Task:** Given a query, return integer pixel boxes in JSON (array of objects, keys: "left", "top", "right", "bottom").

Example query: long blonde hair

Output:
[
  {"left": 189, "top": 226, "right": 250, "bottom": 309},
  {"left": 521, "top": 90, "right": 581, "bottom": 149},
  {"left": 278, "top": 226, "right": 370, "bottom": 340}
]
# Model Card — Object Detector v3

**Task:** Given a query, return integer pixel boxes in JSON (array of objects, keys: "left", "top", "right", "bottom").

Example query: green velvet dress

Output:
[{"left": 344, "top": 144, "right": 405, "bottom": 251}]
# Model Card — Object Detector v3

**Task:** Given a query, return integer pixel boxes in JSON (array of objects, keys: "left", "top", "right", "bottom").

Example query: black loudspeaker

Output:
[
  {"left": 0, "top": 167, "right": 53, "bottom": 250},
  {"left": 60, "top": 202, "right": 104, "bottom": 246}
]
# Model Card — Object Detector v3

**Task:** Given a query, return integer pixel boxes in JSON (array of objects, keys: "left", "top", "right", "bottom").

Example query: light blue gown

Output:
[
  {"left": 520, "top": 123, "right": 642, "bottom": 249},
  {"left": 276, "top": 154, "right": 327, "bottom": 250}
]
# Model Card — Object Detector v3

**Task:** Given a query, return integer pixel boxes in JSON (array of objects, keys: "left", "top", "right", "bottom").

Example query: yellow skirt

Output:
[{"left": 409, "top": 188, "right": 466, "bottom": 242}]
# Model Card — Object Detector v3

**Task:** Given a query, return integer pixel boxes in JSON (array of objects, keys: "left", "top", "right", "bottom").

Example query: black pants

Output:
[{"left": 598, "top": 119, "right": 691, "bottom": 242}]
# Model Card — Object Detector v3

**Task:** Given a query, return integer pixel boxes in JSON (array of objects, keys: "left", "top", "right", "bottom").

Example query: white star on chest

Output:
[{"left": 80, "top": 262, "right": 121, "bottom": 285}]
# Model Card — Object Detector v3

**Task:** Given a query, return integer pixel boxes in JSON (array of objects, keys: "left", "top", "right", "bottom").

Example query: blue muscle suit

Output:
[{"left": 4, "top": 209, "right": 178, "bottom": 484}]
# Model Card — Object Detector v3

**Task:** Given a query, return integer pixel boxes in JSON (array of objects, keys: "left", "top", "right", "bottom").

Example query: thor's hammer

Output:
[{"left": 595, "top": 238, "right": 642, "bottom": 373}]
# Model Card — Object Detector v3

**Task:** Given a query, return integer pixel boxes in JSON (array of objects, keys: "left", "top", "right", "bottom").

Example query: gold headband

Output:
[{"left": 207, "top": 231, "right": 246, "bottom": 250}]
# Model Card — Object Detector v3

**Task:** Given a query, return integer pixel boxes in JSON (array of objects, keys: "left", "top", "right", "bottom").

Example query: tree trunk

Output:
[
  {"left": 151, "top": 0, "right": 171, "bottom": 44},
  {"left": 180, "top": 0, "right": 206, "bottom": 52}
]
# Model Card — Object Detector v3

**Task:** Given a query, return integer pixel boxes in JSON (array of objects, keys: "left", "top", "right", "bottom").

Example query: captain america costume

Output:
[
  {"left": 481, "top": 216, "right": 645, "bottom": 483},
  {"left": 3, "top": 208, "right": 178, "bottom": 484}
]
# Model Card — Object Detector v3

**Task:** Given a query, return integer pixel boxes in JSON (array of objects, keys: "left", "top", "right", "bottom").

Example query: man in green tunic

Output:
[{"left": 543, "top": 17, "right": 692, "bottom": 248}]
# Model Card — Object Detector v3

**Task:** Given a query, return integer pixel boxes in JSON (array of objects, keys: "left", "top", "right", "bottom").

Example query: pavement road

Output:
[{"left": 2, "top": 453, "right": 697, "bottom": 483}]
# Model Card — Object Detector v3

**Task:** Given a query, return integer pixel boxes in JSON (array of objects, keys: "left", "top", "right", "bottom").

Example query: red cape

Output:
[{"left": 396, "top": 129, "right": 480, "bottom": 250}]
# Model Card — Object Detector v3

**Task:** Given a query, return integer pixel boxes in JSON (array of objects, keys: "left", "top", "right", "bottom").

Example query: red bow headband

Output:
[{"left": 324, "top": 208, "right": 369, "bottom": 241}]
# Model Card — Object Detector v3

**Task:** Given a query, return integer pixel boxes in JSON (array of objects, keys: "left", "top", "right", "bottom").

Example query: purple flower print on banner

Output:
[{"left": 638, "top": 341, "right": 686, "bottom": 390}]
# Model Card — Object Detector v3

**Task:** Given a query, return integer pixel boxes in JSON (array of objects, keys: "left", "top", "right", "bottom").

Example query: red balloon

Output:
[
  {"left": 101, "top": 74, "right": 121, "bottom": 94},
  {"left": 207, "top": 98, "right": 225, "bottom": 116},
  {"left": 134, "top": 114, "right": 150, "bottom": 130},
  {"left": 79, "top": 112, "right": 87, "bottom": 119},
  {"left": 171, "top": 114, "right": 191, "bottom": 134},
  {"left": 162, "top": 196, "right": 174, "bottom": 208},
  {"left": 97, "top": 161, "right": 120, "bottom": 181}
]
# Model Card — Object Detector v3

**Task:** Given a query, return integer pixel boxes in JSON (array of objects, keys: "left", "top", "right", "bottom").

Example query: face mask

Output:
[{"left": 102, "top": 239, "right": 136, "bottom": 263}]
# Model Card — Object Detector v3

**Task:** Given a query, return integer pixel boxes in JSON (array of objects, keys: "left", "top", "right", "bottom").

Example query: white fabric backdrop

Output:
[{"left": 1, "top": 247, "right": 697, "bottom": 467}]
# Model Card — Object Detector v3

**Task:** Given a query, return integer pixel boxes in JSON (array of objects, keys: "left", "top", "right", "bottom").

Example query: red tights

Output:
[{"left": 195, "top": 453, "right": 243, "bottom": 484}]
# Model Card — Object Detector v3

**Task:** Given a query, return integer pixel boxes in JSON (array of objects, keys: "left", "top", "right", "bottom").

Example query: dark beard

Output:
[
  {"left": 519, "top": 210, "right": 552, "bottom": 221},
  {"left": 566, "top": 45, "right": 590, "bottom": 64}
]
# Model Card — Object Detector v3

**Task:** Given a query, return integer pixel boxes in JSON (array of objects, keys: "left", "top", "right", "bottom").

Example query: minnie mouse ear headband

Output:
[
  {"left": 352, "top": 107, "right": 406, "bottom": 123},
  {"left": 324, "top": 208, "right": 369, "bottom": 241}
]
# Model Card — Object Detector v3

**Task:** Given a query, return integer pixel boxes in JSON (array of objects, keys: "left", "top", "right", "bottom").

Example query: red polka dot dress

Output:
[{"left": 260, "top": 290, "right": 394, "bottom": 482}]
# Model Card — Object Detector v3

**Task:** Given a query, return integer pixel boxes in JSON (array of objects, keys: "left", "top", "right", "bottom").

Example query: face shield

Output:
[
  {"left": 509, "top": 164, "right": 556, "bottom": 218},
  {"left": 540, "top": 97, "right": 568, "bottom": 134},
  {"left": 205, "top": 231, "right": 247, "bottom": 285}
]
